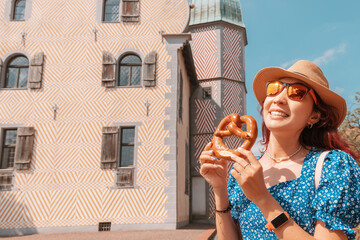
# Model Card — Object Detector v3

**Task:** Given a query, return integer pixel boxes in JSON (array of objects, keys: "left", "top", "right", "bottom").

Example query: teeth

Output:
[{"left": 271, "top": 111, "right": 288, "bottom": 117}]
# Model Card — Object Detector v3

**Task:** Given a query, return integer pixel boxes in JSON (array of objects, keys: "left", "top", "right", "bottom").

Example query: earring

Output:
[{"left": 307, "top": 123, "right": 313, "bottom": 129}]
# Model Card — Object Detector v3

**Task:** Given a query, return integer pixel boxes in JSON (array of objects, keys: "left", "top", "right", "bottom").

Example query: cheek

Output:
[
  {"left": 291, "top": 102, "right": 314, "bottom": 122},
  {"left": 262, "top": 98, "right": 272, "bottom": 114}
]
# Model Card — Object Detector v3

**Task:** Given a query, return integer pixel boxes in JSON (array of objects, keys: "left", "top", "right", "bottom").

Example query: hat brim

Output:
[{"left": 252, "top": 67, "right": 347, "bottom": 127}]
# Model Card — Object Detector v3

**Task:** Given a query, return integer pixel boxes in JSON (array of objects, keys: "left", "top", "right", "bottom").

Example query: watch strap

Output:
[{"left": 266, "top": 211, "right": 290, "bottom": 231}]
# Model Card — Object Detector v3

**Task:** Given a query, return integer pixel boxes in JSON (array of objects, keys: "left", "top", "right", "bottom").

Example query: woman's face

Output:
[{"left": 263, "top": 78, "right": 318, "bottom": 135}]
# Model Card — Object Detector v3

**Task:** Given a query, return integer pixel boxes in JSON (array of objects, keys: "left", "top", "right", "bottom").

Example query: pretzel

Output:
[{"left": 211, "top": 114, "right": 258, "bottom": 160}]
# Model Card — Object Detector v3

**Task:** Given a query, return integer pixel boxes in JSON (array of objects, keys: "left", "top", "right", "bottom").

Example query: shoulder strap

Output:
[{"left": 314, "top": 150, "right": 330, "bottom": 190}]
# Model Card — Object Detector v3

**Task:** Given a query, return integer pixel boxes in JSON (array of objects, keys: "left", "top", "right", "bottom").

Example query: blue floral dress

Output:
[{"left": 228, "top": 149, "right": 360, "bottom": 240}]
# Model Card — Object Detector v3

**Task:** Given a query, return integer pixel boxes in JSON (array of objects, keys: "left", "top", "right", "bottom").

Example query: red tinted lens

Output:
[
  {"left": 266, "top": 81, "right": 283, "bottom": 96},
  {"left": 288, "top": 84, "right": 308, "bottom": 100}
]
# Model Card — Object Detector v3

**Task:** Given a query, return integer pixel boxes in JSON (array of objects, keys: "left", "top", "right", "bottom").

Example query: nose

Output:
[{"left": 272, "top": 87, "right": 288, "bottom": 104}]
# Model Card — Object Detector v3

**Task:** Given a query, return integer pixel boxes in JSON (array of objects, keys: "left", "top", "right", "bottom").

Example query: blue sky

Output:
[{"left": 239, "top": 0, "right": 360, "bottom": 154}]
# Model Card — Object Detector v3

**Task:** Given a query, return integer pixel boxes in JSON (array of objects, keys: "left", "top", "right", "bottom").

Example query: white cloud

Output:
[
  {"left": 312, "top": 43, "right": 346, "bottom": 65},
  {"left": 280, "top": 59, "right": 299, "bottom": 69},
  {"left": 335, "top": 86, "right": 345, "bottom": 94}
]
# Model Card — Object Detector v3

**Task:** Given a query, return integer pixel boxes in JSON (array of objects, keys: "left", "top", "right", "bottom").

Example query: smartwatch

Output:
[{"left": 266, "top": 212, "right": 290, "bottom": 231}]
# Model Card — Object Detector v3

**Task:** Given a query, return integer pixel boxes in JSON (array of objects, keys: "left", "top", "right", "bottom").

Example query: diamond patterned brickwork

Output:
[
  {"left": 223, "top": 27, "right": 244, "bottom": 81},
  {"left": 0, "top": 0, "right": 188, "bottom": 230},
  {"left": 191, "top": 26, "right": 218, "bottom": 80}
]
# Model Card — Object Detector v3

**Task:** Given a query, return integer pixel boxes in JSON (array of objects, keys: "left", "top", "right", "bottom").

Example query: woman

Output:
[{"left": 200, "top": 60, "right": 360, "bottom": 240}]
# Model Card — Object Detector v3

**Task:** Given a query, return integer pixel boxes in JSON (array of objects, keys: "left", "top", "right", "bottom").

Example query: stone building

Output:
[
  {"left": 189, "top": 0, "right": 247, "bottom": 221},
  {"left": 0, "top": 0, "right": 246, "bottom": 235}
]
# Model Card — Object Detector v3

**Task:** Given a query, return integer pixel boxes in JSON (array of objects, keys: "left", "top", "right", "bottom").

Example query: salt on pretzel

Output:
[{"left": 211, "top": 114, "right": 258, "bottom": 160}]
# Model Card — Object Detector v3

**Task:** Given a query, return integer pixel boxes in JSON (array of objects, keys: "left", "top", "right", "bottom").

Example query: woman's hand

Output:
[
  {"left": 230, "top": 147, "right": 270, "bottom": 205},
  {"left": 199, "top": 142, "right": 228, "bottom": 191}
]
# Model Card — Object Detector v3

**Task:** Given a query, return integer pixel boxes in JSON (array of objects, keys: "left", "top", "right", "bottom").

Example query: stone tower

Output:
[{"left": 188, "top": 0, "right": 248, "bottom": 221}]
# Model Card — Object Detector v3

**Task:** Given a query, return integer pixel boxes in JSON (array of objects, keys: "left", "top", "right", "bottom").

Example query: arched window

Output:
[
  {"left": 119, "top": 54, "right": 141, "bottom": 86},
  {"left": 5, "top": 55, "right": 29, "bottom": 88},
  {"left": 103, "top": 0, "right": 120, "bottom": 22},
  {"left": 13, "top": 0, "right": 26, "bottom": 21}
]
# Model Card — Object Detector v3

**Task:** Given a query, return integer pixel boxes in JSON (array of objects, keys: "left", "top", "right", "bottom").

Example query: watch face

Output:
[{"left": 271, "top": 213, "right": 289, "bottom": 228}]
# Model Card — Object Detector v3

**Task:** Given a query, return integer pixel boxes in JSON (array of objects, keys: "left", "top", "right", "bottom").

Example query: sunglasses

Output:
[{"left": 266, "top": 81, "right": 318, "bottom": 105}]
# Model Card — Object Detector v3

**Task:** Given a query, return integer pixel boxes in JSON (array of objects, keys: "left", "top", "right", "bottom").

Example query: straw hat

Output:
[{"left": 252, "top": 60, "right": 347, "bottom": 127}]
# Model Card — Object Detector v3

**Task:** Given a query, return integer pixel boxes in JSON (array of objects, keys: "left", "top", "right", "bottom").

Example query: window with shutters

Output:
[
  {"left": 101, "top": 125, "right": 138, "bottom": 188},
  {"left": 0, "top": 126, "right": 34, "bottom": 191},
  {"left": 116, "top": 127, "right": 135, "bottom": 187},
  {"left": 2, "top": 55, "right": 29, "bottom": 89},
  {"left": 12, "top": 0, "right": 26, "bottom": 21},
  {"left": 121, "top": 0, "right": 139, "bottom": 22},
  {"left": 118, "top": 54, "right": 141, "bottom": 87},
  {"left": 103, "top": 0, "right": 120, "bottom": 22}
]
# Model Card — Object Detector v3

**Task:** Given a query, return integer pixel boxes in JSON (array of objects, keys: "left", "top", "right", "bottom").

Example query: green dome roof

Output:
[{"left": 189, "top": 0, "right": 245, "bottom": 28}]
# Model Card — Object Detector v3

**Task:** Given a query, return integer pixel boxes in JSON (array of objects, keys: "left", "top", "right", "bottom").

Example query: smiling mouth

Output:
[{"left": 270, "top": 111, "right": 289, "bottom": 117}]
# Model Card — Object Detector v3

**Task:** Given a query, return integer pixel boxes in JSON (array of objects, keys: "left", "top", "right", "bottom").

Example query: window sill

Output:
[
  {"left": 0, "top": 87, "right": 28, "bottom": 91},
  {"left": 102, "top": 21, "right": 121, "bottom": 24},
  {"left": 0, "top": 187, "right": 18, "bottom": 192},
  {"left": 109, "top": 185, "right": 138, "bottom": 190},
  {"left": 113, "top": 85, "right": 143, "bottom": 89}
]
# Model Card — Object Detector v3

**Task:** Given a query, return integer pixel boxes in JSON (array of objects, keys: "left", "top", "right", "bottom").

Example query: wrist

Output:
[
  {"left": 215, "top": 201, "right": 232, "bottom": 213},
  {"left": 255, "top": 192, "right": 285, "bottom": 223},
  {"left": 214, "top": 188, "right": 230, "bottom": 210},
  {"left": 253, "top": 191, "right": 272, "bottom": 208}
]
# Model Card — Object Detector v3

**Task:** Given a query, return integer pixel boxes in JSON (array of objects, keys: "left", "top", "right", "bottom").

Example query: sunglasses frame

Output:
[{"left": 265, "top": 81, "right": 318, "bottom": 105}]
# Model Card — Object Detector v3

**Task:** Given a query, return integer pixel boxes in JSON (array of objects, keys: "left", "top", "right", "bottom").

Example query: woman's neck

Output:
[{"left": 268, "top": 133, "right": 303, "bottom": 159}]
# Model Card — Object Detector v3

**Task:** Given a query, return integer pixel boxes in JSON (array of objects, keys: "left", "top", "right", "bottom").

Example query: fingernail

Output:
[
  {"left": 209, "top": 150, "right": 213, "bottom": 154},
  {"left": 211, "top": 156, "right": 217, "bottom": 161}
]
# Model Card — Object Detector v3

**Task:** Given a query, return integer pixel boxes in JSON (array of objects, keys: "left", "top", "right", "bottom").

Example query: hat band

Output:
[{"left": 291, "top": 71, "right": 310, "bottom": 79}]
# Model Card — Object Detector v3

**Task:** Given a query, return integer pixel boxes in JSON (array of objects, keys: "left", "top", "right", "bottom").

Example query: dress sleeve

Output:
[{"left": 311, "top": 150, "right": 360, "bottom": 239}]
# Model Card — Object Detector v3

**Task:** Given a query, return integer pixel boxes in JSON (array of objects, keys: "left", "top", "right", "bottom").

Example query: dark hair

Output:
[{"left": 260, "top": 96, "right": 358, "bottom": 159}]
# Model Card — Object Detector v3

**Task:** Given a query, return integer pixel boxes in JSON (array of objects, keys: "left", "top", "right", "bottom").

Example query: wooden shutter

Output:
[
  {"left": 101, "top": 127, "right": 118, "bottom": 169},
  {"left": 102, "top": 51, "right": 116, "bottom": 88},
  {"left": 14, "top": 127, "right": 35, "bottom": 170},
  {"left": 142, "top": 51, "right": 156, "bottom": 87},
  {"left": 115, "top": 168, "right": 134, "bottom": 187},
  {"left": 121, "top": 0, "right": 139, "bottom": 22},
  {"left": 28, "top": 52, "right": 44, "bottom": 89}
]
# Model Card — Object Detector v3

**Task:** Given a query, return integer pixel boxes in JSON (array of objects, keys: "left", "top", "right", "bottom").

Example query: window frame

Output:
[
  {"left": 0, "top": 128, "right": 18, "bottom": 170},
  {"left": 114, "top": 126, "right": 136, "bottom": 188},
  {"left": 203, "top": 87, "right": 212, "bottom": 99},
  {"left": 117, "top": 54, "right": 142, "bottom": 87},
  {"left": 102, "top": 0, "right": 120, "bottom": 23},
  {"left": 110, "top": 122, "right": 141, "bottom": 189},
  {"left": 0, "top": 125, "right": 22, "bottom": 192},
  {"left": 118, "top": 126, "right": 135, "bottom": 167},
  {"left": 4, "top": 0, "right": 32, "bottom": 22},
  {"left": 12, "top": 0, "right": 26, "bottom": 21},
  {"left": 1, "top": 54, "right": 29, "bottom": 90}
]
